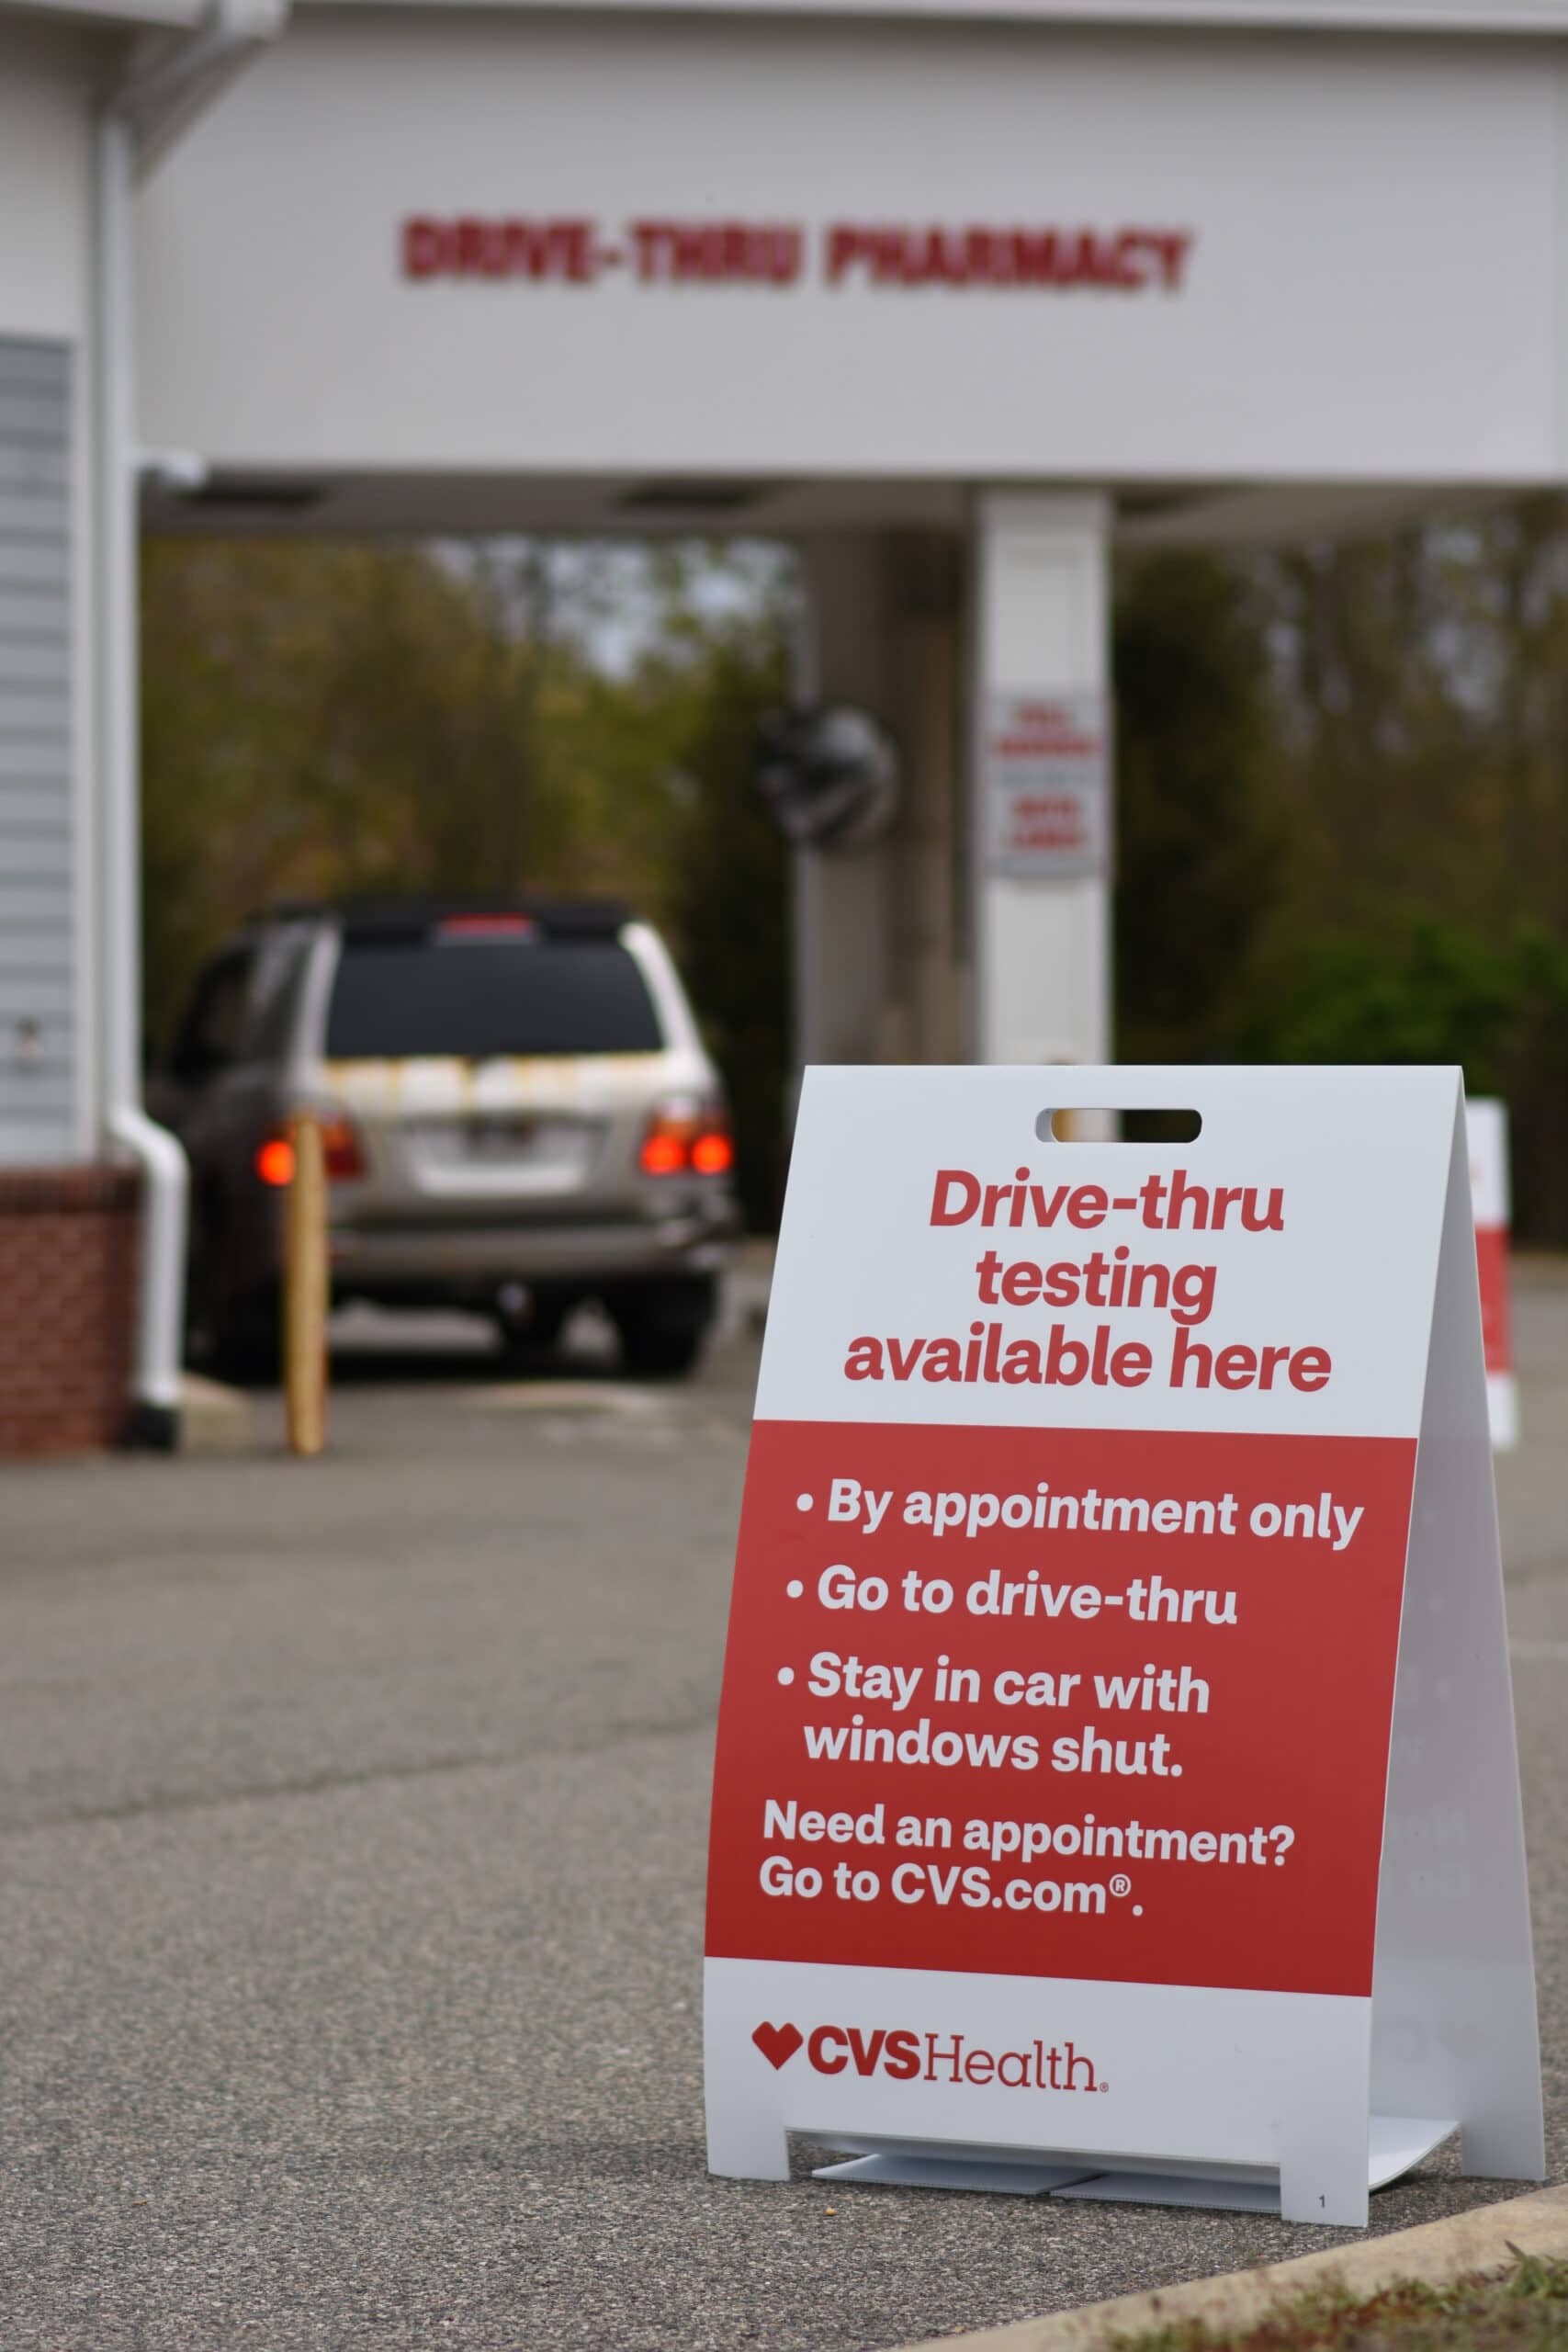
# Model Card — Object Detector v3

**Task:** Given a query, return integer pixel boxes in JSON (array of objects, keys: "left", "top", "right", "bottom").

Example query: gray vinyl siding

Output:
[{"left": 0, "top": 338, "right": 73, "bottom": 1165}]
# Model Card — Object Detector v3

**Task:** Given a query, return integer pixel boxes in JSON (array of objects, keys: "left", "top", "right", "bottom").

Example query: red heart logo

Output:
[{"left": 752, "top": 2021, "right": 804, "bottom": 2070}]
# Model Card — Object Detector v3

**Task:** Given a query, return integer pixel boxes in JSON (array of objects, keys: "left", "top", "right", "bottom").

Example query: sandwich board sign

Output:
[{"left": 704, "top": 1068, "right": 1542, "bottom": 2225}]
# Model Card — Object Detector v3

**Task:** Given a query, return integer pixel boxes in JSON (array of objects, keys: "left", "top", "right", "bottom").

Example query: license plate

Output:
[{"left": 465, "top": 1114, "right": 538, "bottom": 1159}]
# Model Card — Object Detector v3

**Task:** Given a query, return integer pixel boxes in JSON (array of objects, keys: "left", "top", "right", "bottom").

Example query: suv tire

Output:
[
  {"left": 209, "top": 1282, "right": 284, "bottom": 1386},
  {"left": 493, "top": 1287, "right": 575, "bottom": 1368},
  {"left": 607, "top": 1274, "right": 716, "bottom": 1380},
  {"left": 187, "top": 1209, "right": 283, "bottom": 1385}
]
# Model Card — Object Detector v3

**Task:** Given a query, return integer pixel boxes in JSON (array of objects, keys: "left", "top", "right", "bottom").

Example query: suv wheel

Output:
[
  {"left": 186, "top": 1211, "right": 283, "bottom": 1385},
  {"left": 493, "top": 1286, "right": 575, "bottom": 1368},
  {"left": 208, "top": 1283, "right": 284, "bottom": 1386},
  {"left": 606, "top": 1275, "right": 716, "bottom": 1380}
]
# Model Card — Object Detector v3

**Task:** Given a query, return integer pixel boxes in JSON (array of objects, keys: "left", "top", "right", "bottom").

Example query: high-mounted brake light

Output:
[
  {"left": 436, "top": 914, "right": 537, "bottom": 941},
  {"left": 638, "top": 1107, "right": 734, "bottom": 1179},
  {"left": 254, "top": 1115, "right": 367, "bottom": 1186}
]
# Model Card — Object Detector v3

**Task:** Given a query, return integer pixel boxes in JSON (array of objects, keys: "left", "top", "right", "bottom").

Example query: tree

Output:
[
  {"left": 667, "top": 630, "right": 792, "bottom": 1230},
  {"left": 141, "top": 541, "right": 541, "bottom": 1042},
  {"left": 1242, "top": 498, "right": 1568, "bottom": 1238},
  {"left": 1112, "top": 551, "right": 1280, "bottom": 1067},
  {"left": 140, "top": 539, "right": 682, "bottom": 1047}
]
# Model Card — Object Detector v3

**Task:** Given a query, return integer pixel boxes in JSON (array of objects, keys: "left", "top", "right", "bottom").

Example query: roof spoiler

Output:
[{"left": 259, "top": 894, "right": 633, "bottom": 944}]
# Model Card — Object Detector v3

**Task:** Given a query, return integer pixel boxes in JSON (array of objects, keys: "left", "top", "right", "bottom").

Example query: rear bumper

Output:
[{"left": 326, "top": 1207, "right": 735, "bottom": 1294}]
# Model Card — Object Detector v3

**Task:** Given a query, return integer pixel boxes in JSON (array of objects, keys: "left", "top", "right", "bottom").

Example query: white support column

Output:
[{"left": 970, "top": 492, "right": 1111, "bottom": 1068}]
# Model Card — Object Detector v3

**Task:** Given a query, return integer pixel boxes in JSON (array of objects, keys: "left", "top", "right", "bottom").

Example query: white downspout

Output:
[
  {"left": 96, "top": 1, "right": 285, "bottom": 1448},
  {"left": 96, "top": 107, "right": 186, "bottom": 1447}
]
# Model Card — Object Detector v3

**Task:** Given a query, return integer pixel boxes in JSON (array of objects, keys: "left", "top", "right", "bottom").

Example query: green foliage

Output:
[
  {"left": 667, "top": 633, "right": 792, "bottom": 1230},
  {"left": 1111, "top": 2252, "right": 1568, "bottom": 2352},
  {"left": 1110, "top": 503, "right": 1568, "bottom": 1239},
  {"left": 141, "top": 542, "right": 547, "bottom": 1046},
  {"left": 1235, "top": 918, "right": 1568, "bottom": 1242},
  {"left": 1112, "top": 551, "right": 1280, "bottom": 1065},
  {"left": 1240, "top": 919, "right": 1553, "bottom": 1082},
  {"left": 1230, "top": 496, "right": 1568, "bottom": 1239}
]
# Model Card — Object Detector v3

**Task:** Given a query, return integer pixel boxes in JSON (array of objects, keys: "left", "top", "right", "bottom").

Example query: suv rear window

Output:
[{"left": 324, "top": 938, "right": 663, "bottom": 1058}]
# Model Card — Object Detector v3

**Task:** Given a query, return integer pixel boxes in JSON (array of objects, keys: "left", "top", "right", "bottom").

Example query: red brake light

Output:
[
  {"left": 321, "top": 1116, "right": 367, "bottom": 1181},
  {"left": 638, "top": 1108, "right": 733, "bottom": 1179},
  {"left": 255, "top": 1136, "right": 296, "bottom": 1187},
  {"left": 254, "top": 1115, "right": 366, "bottom": 1186},
  {"left": 436, "top": 914, "right": 536, "bottom": 940},
  {"left": 639, "top": 1128, "right": 687, "bottom": 1176}
]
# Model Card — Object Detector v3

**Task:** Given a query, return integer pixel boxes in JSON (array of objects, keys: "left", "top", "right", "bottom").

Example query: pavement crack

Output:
[{"left": 0, "top": 1712, "right": 718, "bottom": 1839}]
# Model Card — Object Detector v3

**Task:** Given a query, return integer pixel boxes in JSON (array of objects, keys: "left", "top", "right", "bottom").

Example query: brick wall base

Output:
[{"left": 0, "top": 1166, "right": 141, "bottom": 1456}]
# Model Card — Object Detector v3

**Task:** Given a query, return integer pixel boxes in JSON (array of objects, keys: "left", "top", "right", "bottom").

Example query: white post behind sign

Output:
[
  {"left": 1465, "top": 1097, "right": 1517, "bottom": 1450},
  {"left": 970, "top": 492, "right": 1110, "bottom": 1071},
  {"left": 705, "top": 1067, "right": 1541, "bottom": 2225}
]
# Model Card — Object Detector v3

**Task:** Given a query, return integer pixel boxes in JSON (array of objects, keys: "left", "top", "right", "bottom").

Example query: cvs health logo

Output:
[
  {"left": 751, "top": 2022, "right": 805, "bottom": 2070},
  {"left": 751, "top": 2020, "right": 1101, "bottom": 2091}
]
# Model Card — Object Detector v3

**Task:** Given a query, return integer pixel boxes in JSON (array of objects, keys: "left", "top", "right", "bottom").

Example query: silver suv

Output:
[{"left": 154, "top": 898, "right": 739, "bottom": 1379}]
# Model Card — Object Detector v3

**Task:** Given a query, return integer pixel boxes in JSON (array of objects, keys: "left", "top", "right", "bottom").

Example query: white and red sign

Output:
[
  {"left": 705, "top": 1069, "right": 1542, "bottom": 2223},
  {"left": 981, "top": 694, "right": 1109, "bottom": 880},
  {"left": 1467, "top": 1097, "right": 1517, "bottom": 1450}
]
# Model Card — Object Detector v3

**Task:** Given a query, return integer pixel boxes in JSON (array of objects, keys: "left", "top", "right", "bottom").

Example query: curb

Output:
[
  {"left": 896, "top": 2183, "right": 1568, "bottom": 2352},
  {"left": 179, "top": 1373, "right": 257, "bottom": 1455}
]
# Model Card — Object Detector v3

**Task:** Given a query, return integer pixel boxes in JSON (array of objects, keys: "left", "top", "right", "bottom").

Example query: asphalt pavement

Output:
[{"left": 3, "top": 1270, "right": 1568, "bottom": 2350}]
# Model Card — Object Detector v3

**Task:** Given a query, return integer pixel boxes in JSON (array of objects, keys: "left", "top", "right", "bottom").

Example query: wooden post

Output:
[{"left": 284, "top": 1110, "right": 328, "bottom": 1456}]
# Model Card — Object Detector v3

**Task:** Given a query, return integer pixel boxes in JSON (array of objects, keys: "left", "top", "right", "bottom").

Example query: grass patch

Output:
[{"left": 1111, "top": 2253, "right": 1568, "bottom": 2352}]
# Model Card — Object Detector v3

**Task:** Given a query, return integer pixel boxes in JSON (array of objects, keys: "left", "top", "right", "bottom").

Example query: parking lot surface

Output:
[{"left": 3, "top": 1272, "right": 1568, "bottom": 2351}]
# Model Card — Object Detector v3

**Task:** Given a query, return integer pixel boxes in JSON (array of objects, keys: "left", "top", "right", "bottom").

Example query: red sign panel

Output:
[{"left": 707, "top": 1419, "right": 1416, "bottom": 1998}]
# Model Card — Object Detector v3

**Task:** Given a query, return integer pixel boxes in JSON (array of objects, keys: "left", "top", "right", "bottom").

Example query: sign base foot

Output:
[
  {"left": 809, "top": 2118, "right": 1456, "bottom": 2214},
  {"left": 812, "top": 2152, "right": 1091, "bottom": 2195}
]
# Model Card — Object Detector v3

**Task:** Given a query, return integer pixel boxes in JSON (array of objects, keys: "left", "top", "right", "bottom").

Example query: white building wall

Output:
[
  {"left": 0, "top": 21, "right": 99, "bottom": 1164},
  {"left": 0, "top": 339, "right": 79, "bottom": 1163},
  {"left": 0, "top": 21, "right": 94, "bottom": 345}
]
